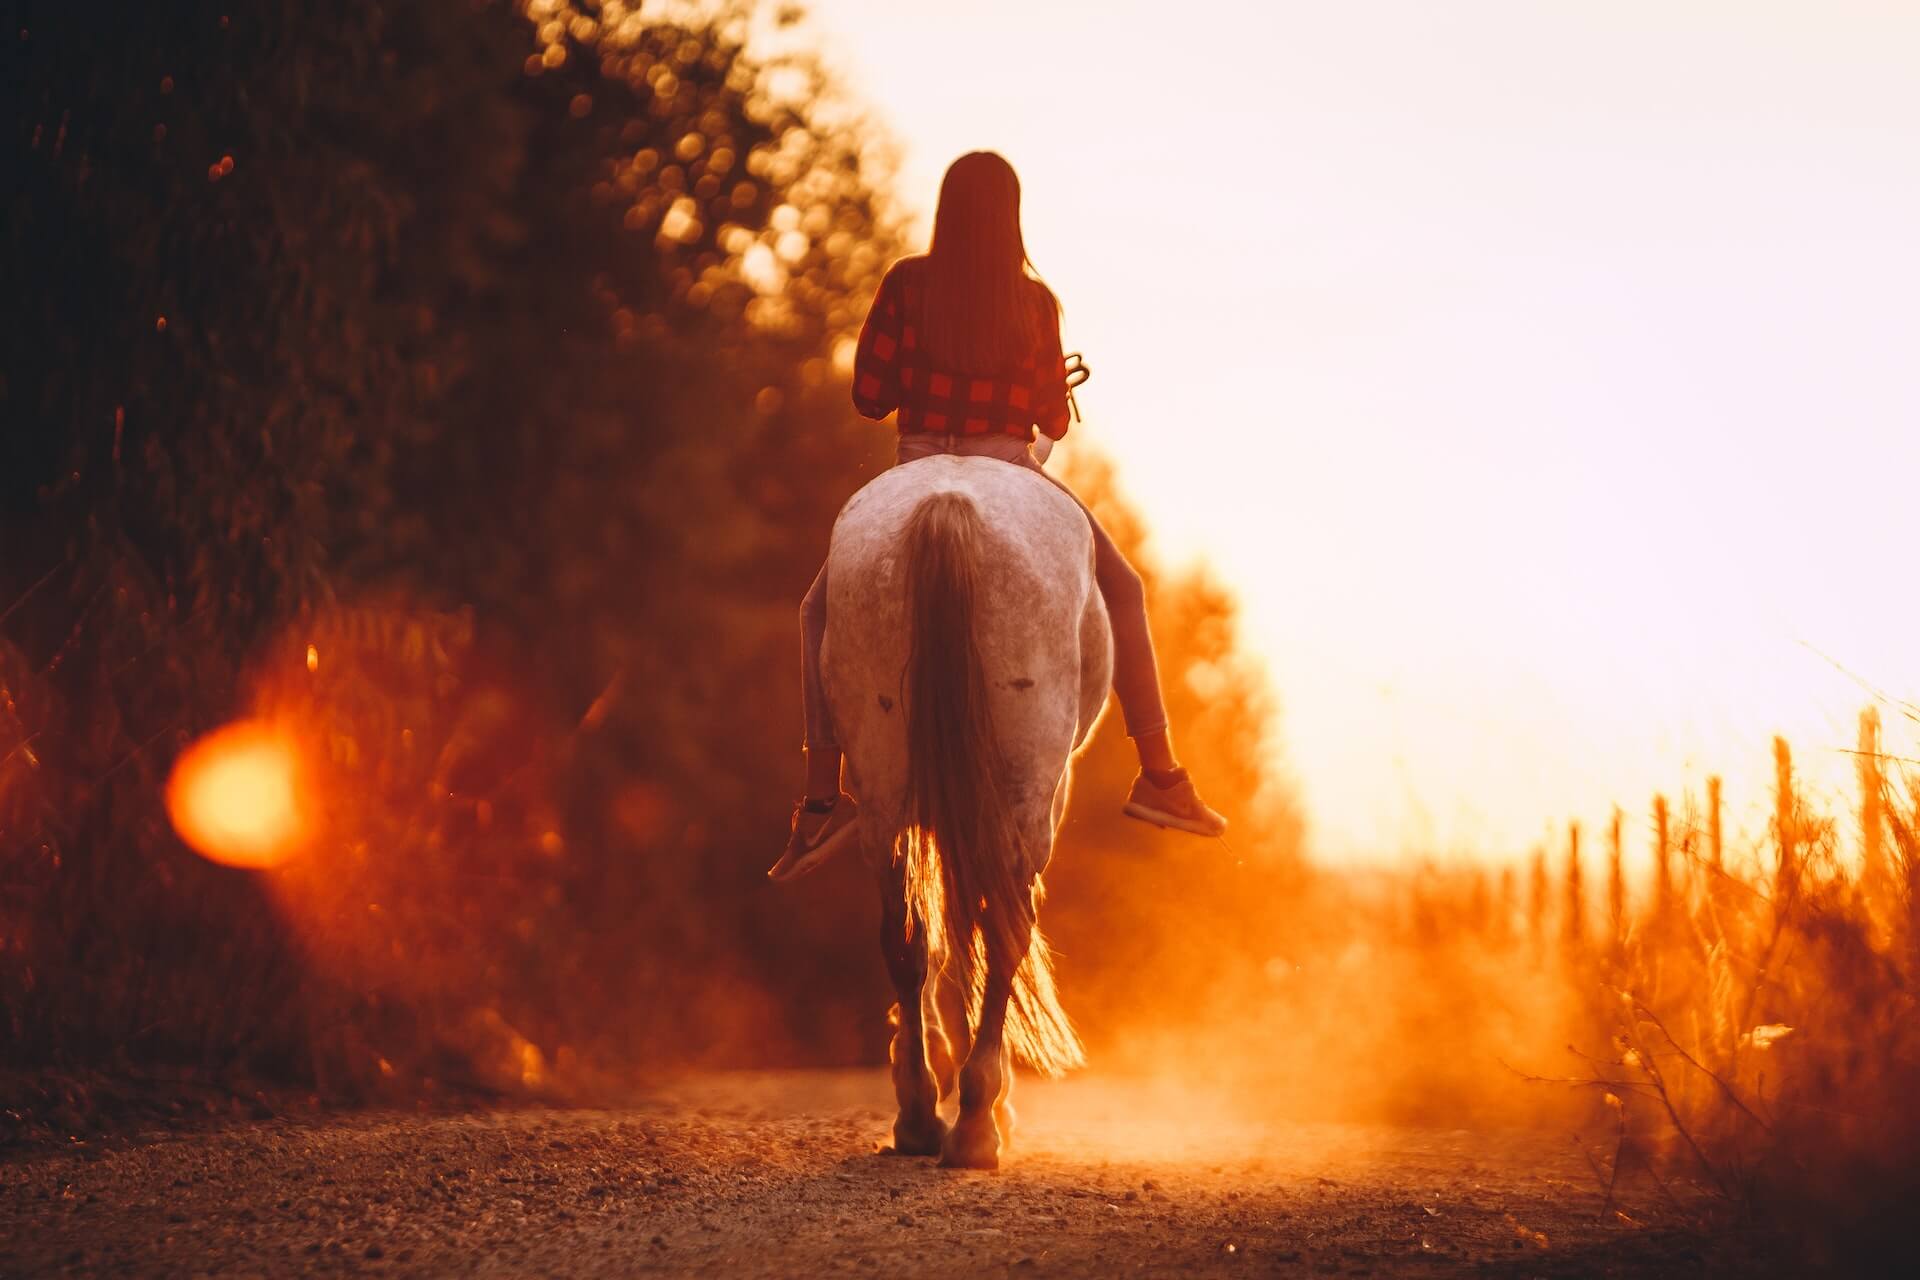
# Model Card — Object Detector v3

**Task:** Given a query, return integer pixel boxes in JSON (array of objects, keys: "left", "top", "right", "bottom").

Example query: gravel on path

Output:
[{"left": 2, "top": 1070, "right": 1761, "bottom": 1277}]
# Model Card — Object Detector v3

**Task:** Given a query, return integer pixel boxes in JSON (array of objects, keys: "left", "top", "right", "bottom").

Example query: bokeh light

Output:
[{"left": 165, "top": 720, "right": 308, "bottom": 869}]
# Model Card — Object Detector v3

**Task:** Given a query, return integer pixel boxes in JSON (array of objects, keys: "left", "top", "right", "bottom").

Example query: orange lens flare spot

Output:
[{"left": 166, "top": 721, "right": 307, "bottom": 868}]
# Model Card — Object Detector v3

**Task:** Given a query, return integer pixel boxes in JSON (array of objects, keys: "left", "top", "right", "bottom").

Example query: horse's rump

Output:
[{"left": 823, "top": 456, "right": 1107, "bottom": 1077}]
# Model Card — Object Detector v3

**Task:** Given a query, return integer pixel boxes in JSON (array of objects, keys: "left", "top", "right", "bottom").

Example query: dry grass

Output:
[
  {"left": 1249, "top": 711, "right": 1920, "bottom": 1267},
  {"left": 1556, "top": 713, "right": 1920, "bottom": 1264},
  {"left": 1052, "top": 674, "right": 1919, "bottom": 1268}
]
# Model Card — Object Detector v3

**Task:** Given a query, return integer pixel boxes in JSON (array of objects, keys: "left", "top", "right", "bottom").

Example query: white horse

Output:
[{"left": 821, "top": 453, "right": 1112, "bottom": 1169}]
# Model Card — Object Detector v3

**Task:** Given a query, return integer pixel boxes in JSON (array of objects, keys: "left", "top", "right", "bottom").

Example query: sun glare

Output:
[{"left": 165, "top": 721, "right": 308, "bottom": 869}]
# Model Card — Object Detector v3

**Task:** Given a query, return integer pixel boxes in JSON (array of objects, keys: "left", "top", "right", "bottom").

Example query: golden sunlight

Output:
[
  {"left": 803, "top": 0, "right": 1920, "bottom": 861},
  {"left": 165, "top": 720, "right": 308, "bottom": 869}
]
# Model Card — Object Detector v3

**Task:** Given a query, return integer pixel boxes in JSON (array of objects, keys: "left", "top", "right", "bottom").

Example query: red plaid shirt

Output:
[{"left": 851, "top": 257, "right": 1071, "bottom": 441}]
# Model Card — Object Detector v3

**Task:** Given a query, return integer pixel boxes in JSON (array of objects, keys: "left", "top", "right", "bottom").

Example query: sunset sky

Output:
[{"left": 801, "top": 0, "right": 1920, "bottom": 863}]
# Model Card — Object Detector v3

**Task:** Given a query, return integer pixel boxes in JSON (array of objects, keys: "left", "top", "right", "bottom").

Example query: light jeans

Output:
[{"left": 800, "top": 434, "right": 1170, "bottom": 748}]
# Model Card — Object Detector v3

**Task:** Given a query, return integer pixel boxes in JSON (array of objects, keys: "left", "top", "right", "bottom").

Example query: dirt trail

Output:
[{"left": 3, "top": 1070, "right": 1759, "bottom": 1277}]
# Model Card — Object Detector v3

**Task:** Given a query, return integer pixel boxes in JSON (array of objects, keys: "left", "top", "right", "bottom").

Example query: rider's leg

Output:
[
  {"left": 1026, "top": 463, "right": 1227, "bottom": 834},
  {"left": 799, "top": 564, "right": 843, "bottom": 800},
  {"left": 1022, "top": 470, "right": 1176, "bottom": 759},
  {"left": 770, "top": 566, "right": 860, "bottom": 879},
  {"left": 1134, "top": 729, "right": 1179, "bottom": 774},
  {"left": 804, "top": 746, "right": 841, "bottom": 804},
  {"left": 1082, "top": 532, "right": 1174, "bottom": 759}
]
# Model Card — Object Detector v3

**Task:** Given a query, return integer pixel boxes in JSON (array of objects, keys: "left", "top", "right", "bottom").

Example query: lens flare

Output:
[{"left": 165, "top": 720, "right": 307, "bottom": 868}]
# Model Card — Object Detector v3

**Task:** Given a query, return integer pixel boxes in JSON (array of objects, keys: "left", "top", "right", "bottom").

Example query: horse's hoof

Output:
[
  {"left": 886, "top": 1110, "right": 947, "bottom": 1158},
  {"left": 939, "top": 1119, "right": 1000, "bottom": 1170}
]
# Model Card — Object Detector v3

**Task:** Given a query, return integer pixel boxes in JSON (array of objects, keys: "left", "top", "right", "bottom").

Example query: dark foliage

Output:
[
  {"left": 0, "top": 0, "right": 908, "bottom": 1088},
  {"left": 2, "top": 0, "right": 1302, "bottom": 1104}
]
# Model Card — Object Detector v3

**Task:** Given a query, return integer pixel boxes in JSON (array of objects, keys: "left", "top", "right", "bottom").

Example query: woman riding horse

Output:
[{"left": 772, "top": 150, "right": 1227, "bottom": 880}]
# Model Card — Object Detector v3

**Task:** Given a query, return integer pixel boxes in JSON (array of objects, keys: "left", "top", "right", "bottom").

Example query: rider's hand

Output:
[{"left": 1031, "top": 434, "right": 1055, "bottom": 466}]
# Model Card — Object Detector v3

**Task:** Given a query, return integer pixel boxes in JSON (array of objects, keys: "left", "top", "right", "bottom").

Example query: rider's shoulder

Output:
[
  {"left": 886, "top": 254, "right": 931, "bottom": 283},
  {"left": 876, "top": 256, "right": 930, "bottom": 306}
]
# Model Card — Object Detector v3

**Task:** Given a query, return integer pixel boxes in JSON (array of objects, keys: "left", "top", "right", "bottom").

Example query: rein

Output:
[{"left": 1063, "top": 351, "right": 1090, "bottom": 423}]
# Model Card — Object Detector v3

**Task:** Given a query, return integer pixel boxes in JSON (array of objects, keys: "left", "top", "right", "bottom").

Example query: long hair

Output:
[
  {"left": 920, "top": 151, "right": 1060, "bottom": 374},
  {"left": 899, "top": 490, "right": 1085, "bottom": 1078}
]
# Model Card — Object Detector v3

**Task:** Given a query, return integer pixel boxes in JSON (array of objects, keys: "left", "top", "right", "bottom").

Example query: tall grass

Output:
[
  {"left": 1079, "top": 702, "right": 1920, "bottom": 1267},
  {"left": 1506, "top": 710, "right": 1920, "bottom": 1265}
]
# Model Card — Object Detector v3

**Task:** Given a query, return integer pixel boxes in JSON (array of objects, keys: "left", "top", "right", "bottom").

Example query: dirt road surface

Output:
[{"left": 3, "top": 1070, "right": 1762, "bottom": 1277}]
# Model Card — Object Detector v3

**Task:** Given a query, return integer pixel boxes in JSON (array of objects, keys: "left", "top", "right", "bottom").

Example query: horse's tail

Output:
[{"left": 900, "top": 491, "right": 1085, "bottom": 1078}]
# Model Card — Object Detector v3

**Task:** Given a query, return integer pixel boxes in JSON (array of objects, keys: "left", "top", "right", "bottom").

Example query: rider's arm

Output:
[{"left": 852, "top": 268, "right": 905, "bottom": 421}]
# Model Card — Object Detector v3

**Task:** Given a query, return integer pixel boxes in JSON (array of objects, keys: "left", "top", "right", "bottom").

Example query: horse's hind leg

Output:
[
  {"left": 994, "top": 1039, "right": 1016, "bottom": 1152},
  {"left": 922, "top": 973, "right": 959, "bottom": 1101},
  {"left": 942, "top": 913, "right": 1033, "bottom": 1171},
  {"left": 880, "top": 861, "right": 947, "bottom": 1156}
]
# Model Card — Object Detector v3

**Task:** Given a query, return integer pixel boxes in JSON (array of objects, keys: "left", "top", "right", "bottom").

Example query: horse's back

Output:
[
  {"left": 822, "top": 456, "right": 1110, "bottom": 848},
  {"left": 831, "top": 455, "right": 1089, "bottom": 578}
]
